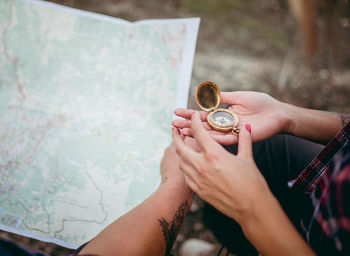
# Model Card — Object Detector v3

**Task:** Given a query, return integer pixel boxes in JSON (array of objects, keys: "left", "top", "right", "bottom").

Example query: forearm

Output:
[
  {"left": 283, "top": 102, "right": 347, "bottom": 144},
  {"left": 242, "top": 192, "right": 315, "bottom": 256},
  {"left": 80, "top": 182, "right": 193, "bottom": 256}
]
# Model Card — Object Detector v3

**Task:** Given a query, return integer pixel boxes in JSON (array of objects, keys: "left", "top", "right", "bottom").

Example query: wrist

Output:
[
  {"left": 280, "top": 102, "right": 297, "bottom": 135},
  {"left": 240, "top": 190, "right": 279, "bottom": 238},
  {"left": 160, "top": 177, "right": 193, "bottom": 197}
]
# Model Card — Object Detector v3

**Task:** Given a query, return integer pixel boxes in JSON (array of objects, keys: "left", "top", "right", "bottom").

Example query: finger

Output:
[
  {"left": 220, "top": 92, "right": 241, "bottom": 105},
  {"left": 172, "top": 119, "right": 191, "bottom": 129},
  {"left": 174, "top": 108, "right": 207, "bottom": 121},
  {"left": 172, "top": 128, "right": 201, "bottom": 164},
  {"left": 181, "top": 127, "right": 239, "bottom": 145},
  {"left": 172, "top": 119, "right": 212, "bottom": 130},
  {"left": 174, "top": 136, "right": 202, "bottom": 185},
  {"left": 184, "top": 174, "right": 199, "bottom": 193},
  {"left": 181, "top": 128, "right": 192, "bottom": 136},
  {"left": 211, "top": 133, "right": 238, "bottom": 145},
  {"left": 179, "top": 159, "right": 200, "bottom": 185},
  {"left": 191, "top": 112, "right": 221, "bottom": 153},
  {"left": 237, "top": 124, "right": 253, "bottom": 160},
  {"left": 184, "top": 136, "right": 202, "bottom": 152}
]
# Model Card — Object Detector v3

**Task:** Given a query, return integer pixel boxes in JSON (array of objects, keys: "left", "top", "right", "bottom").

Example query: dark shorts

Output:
[{"left": 204, "top": 134, "right": 323, "bottom": 256}]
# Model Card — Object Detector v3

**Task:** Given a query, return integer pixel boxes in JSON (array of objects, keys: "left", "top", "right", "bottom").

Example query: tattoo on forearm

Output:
[
  {"left": 339, "top": 113, "right": 350, "bottom": 127},
  {"left": 158, "top": 201, "right": 190, "bottom": 255}
]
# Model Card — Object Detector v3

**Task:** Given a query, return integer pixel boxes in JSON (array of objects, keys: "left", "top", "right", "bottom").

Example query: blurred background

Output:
[{"left": 1, "top": 0, "right": 349, "bottom": 255}]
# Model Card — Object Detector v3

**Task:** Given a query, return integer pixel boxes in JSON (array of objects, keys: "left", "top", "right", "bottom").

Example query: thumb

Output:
[
  {"left": 220, "top": 92, "right": 241, "bottom": 105},
  {"left": 237, "top": 124, "right": 253, "bottom": 160},
  {"left": 191, "top": 111, "right": 221, "bottom": 153}
]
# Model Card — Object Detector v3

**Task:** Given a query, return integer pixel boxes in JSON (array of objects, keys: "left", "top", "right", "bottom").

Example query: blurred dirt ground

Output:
[{"left": 1, "top": 0, "right": 349, "bottom": 255}]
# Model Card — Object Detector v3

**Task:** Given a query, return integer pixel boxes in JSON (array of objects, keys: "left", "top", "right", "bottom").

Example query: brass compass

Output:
[{"left": 196, "top": 81, "right": 240, "bottom": 135}]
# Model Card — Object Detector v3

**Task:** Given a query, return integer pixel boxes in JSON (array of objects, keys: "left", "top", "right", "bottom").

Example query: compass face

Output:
[{"left": 212, "top": 111, "right": 234, "bottom": 126}]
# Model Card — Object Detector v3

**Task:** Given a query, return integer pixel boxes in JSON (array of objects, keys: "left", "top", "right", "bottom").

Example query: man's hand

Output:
[
  {"left": 81, "top": 141, "right": 194, "bottom": 256},
  {"left": 160, "top": 144, "right": 183, "bottom": 185},
  {"left": 160, "top": 139, "right": 199, "bottom": 187},
  {"left": 173, "top": 91, "right": 291, "bottom": 145}
]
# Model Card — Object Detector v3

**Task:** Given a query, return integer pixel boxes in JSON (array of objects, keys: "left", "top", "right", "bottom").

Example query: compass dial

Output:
[{"left": 212, "top": 111, "right": 234, "bottom": 126}]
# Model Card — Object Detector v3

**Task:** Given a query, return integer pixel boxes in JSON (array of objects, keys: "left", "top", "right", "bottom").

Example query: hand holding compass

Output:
[{"left": 173, "top": 87, "right": 291, "bottom": 145}]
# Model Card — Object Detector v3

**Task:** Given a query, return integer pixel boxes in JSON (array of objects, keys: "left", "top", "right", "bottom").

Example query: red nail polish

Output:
[
  {"left": 245, "top": 124, "right": 251, "bottom": 133},
  {"left": 172, "top": 127, "right": 174, "bottom": 132}
]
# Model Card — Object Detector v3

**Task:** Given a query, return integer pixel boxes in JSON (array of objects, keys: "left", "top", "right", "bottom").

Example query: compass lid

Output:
[{"left": 196, "top": 81, "right": 221, "bottom": 112}]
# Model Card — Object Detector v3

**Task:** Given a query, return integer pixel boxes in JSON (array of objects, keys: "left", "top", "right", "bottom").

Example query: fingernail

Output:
[
  {"left": 191, "top": 111, "right": 195, "bottom": 117},
  {"left": 245, "top": 124, "right": 251, "bottom": 133},
  {"left": 172, "top": 127, "right": 174, "bottom": 132}
]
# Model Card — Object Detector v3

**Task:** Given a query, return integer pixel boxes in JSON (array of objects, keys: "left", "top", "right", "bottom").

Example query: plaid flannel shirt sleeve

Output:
[
  {"left": 333, "top": 154, "right": 350, "bottom": 251},
  {"left": 306, "top": 138, "right": 350, "bottom": 253},
  {"left": 290, "top": 123, "right": 350, "bottom": 194},
  {"left": 292, "top": 123, "right": 350, "bottom": 254}
]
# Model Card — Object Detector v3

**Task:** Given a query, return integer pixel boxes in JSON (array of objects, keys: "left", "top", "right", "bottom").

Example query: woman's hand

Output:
[
  {"left": 172, "top": 112, "right": 273, "bottom": 224},
  {"left": 172, "top": 113, "right": 316, "bottom": 256},
  {"left": 173, "top": 91, "right": 291, "bottom": 145}
]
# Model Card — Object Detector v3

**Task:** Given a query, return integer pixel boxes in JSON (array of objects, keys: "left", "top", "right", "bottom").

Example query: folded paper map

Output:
[{"left": 0, "top": 0, "right": 199, "bottom": 248}]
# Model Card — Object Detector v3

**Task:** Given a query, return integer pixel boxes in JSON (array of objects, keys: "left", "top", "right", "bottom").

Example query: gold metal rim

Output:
[
  {"left": 196, "top": 81, "right": 221, "bottom": 112},
  {"left": 207, "top": 108, "right": 239, "bottom": 132}
]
